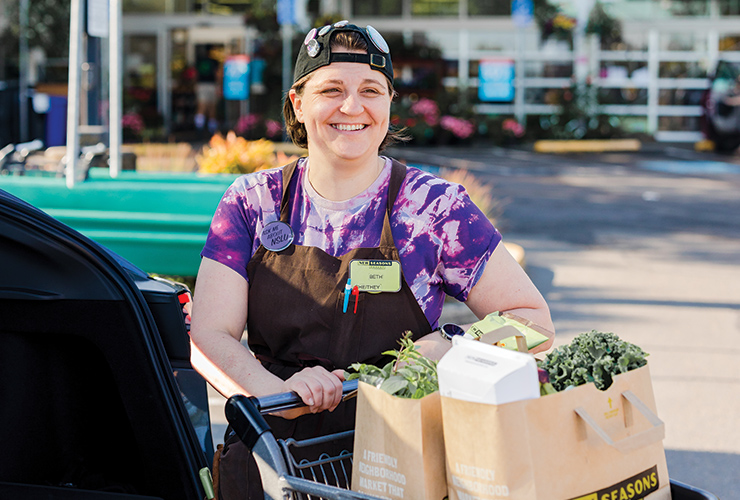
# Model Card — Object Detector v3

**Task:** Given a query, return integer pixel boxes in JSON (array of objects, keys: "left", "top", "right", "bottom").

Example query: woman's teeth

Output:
[{"left": 333, "top": 124, "right": 367, "bottom": 131}]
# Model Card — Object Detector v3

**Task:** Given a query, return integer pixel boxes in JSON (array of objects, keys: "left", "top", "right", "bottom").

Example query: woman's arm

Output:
[
  {"left": 189, "top": 257, "right": 344, "bottom": 415},
  {"left": 415, "top": 241, "right": 554, "bottom": 359},
  {"left": 465, "top": 241, "right": 554, "bottom": 342}
]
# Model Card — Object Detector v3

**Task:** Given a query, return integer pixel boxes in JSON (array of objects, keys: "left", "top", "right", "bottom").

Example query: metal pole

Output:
[
  {"left": 514, "top": 29, "right": 525, "bottom": 125},
  {"left": 109, "top": 0, "right": 122, "bottom": 177},
  {"left": 281, "top": 23, "right": 293, "bottom": 142},
  {"left": 19, "top": 0, "right": 30, "bottom": 142},
  {"left": 282, "top": 24, "right": 292, "bottom": 96},
  {"left": 66, "top": 0, "right": 84, "bottom": 188}
]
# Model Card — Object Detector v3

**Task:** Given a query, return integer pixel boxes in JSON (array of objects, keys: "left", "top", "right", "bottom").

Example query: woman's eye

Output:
[
  {"left": 321, "top": 88, "right": 341, "bottom": 94},
  {"left": 363, "top": 88, "right": 381, "bottom": 95}
]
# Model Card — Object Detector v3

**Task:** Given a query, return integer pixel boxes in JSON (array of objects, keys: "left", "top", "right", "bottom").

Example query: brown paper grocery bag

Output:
[
  {"left": 352, "top": 381, "right": 447, "bottom": 500},
  {"left": 441, "top": 365, "right": 671, "bottom": 500}
]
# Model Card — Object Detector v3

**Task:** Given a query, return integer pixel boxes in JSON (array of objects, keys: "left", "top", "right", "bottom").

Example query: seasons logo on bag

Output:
[{"left": 569, "top": 466, "right": 659, "bottom": 500}]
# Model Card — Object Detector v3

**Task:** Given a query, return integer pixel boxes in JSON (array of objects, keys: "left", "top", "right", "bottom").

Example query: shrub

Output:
[{"left": 196, "top": 132, "right": 298, "bottom": 174}]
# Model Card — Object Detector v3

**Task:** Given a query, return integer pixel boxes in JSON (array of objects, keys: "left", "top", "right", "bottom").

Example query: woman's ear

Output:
[{"left": 289, "top": 89, "right": 304, "bottom": 123}]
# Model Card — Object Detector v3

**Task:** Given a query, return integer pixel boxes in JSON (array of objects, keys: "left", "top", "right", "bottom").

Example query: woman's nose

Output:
[{"left": 340, "top": 93, "right": 363, "bottom": 115}]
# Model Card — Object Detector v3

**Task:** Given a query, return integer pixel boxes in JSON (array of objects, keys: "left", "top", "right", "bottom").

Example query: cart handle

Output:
[{"left": 251, "top": 379, "right": 359, "bottom": 414}]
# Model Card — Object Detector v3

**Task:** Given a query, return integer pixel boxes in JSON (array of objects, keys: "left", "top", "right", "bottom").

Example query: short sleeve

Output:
[
  {"left": 200, "top": 179, "right": 256, "bottom": 282},
  {"left": 435, "top": 183, "right": 501, "bottom": 301}
]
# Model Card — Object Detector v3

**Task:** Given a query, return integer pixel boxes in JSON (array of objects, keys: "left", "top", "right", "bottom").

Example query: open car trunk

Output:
[{"left": 0, "top": 189, "right": 211, "bottom": 499}]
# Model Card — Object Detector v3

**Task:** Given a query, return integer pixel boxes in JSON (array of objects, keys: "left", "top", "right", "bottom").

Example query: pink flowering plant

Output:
[
  {"left": 410, "top": 98, "right": 440, "bottom": 126},
  {"left": 502, "top": 118, "right": 525, "bottom": 139},
  {"left": 122, "top": 112, "right": 145, "bottom": 141},
  {"left": 235, "top": 114, "right": 284, "bottom": 141},
  {"left": 265, "top": 119, "right": 283, "bottom": 140},
  {"left": 392, "top": 96, "right": 479, "bottom": 145},
  {"left": 440, "top": 115, "right": 475, "bottom": 140}
]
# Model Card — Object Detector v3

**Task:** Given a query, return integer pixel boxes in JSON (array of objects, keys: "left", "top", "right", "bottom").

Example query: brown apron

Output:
[{"left": 216, "top": 159, "right": 432, "bottom": 500}]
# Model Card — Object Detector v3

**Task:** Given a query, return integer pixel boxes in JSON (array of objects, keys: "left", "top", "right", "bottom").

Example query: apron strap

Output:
[
  {"left": 379, "top": 159, "right": 407, "bottom": 250},
  {"left": 280, "top": 159, "right": 301, "bottom": 223}
]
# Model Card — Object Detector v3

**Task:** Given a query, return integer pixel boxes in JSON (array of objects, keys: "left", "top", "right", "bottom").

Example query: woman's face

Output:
[{"left": 290, "top": 57, "right": 392, "bottom": 165}]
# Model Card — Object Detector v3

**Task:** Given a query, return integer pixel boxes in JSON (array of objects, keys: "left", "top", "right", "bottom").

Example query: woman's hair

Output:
[{"left": 282, "top": 31, "right": 407, "bottom": 151}]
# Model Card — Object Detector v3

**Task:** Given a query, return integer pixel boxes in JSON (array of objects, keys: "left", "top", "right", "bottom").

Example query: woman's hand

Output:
[{"left": 278, "top": 367, "right": 346, "bottom": 419}]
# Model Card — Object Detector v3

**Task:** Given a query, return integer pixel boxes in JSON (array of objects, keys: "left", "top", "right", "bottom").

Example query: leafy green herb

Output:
[
  {"left": 537, "top": 331, "right": 648, "bottom": 392},
  {"left": 345, "top": 332, "right": 438, "bottom": 399}
]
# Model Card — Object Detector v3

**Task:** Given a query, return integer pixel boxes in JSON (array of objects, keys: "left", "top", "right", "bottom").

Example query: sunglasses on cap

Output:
[{"left": 293, "top": 20, "right": 394, "bottom": 85}]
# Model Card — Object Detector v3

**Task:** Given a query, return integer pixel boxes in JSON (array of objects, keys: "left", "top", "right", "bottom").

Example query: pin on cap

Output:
[
  {"left": 303, "top": 28, "right": 317, "bottom": 45},
  {"left": 307, "top": 39, "right": 321, "bottom": 58},
  {"left": 292, "top": 21, "right": 394, "bottom": 85}
]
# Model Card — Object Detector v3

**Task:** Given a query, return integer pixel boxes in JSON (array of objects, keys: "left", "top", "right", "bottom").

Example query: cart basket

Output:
[{"left": 225, "top": 380, "right": 719, "bottom": 500}]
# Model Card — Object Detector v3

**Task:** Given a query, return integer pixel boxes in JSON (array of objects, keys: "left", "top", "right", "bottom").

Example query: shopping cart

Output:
[{"left": 225, "top": 380, "right": 719, "bottom": 500}]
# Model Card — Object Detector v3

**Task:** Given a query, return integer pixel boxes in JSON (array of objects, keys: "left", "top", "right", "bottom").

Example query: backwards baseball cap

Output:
[{"left": 293, "top": 20, "right": 394, "bottom": 85}]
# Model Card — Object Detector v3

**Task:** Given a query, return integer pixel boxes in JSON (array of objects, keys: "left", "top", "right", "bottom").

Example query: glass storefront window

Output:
[
  {"left": 412, "top": 0, "right": 459, "bottom": 16},
  {"left": 425, "top": 31, "right": 459, "bottom": 54},
  {"left": 123, "top": 0, "right": 188, "bottom": 13},
  {"left": 352, "top": 0, "right": 403, "bottom": 16},
  {"left": 659, "top": 61, "right": 706, "bottom": 79},
  {"left": 469, "top": 31, "right": 513, "bottom": 52},
  {"left": 617, "top": 0, "right": 708, "bottom": 19},
  {"left": 659, "top": 88, "right": 705, "bottom": 106},
  {"left": 193, "top": 0, "right": 253, "bottom": 15},
  {"left": 468, "top": 0, "right": 509, "bottom": 16},
  {"left": 124, "top": 35, "right": 159, "bottom": 131},
  {"left": 170, "top": 30, "right": 197, "bottom": 131},
  {"left": 599, "top": 87, "right": 649, "bottom": 105},
  {"left": 720, "top": 0, "right": 740, "bottom": 15},
  {"left": 659, "top": 115, "right": 701, "bottom": 130},
  {"left": 660, "top": 33, "right": 707, "bottom": 52},
  {"left": 719, "top": 35, "right": 740, "bottom": 51},
  {"left": 619, "top": 31, "right": 649, "bottom": 51},
  {"left": 522, "top": 60, "right": 573, "bottom": 78}
]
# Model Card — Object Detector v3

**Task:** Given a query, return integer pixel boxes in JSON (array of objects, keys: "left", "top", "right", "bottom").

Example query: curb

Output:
[{"left": 533, "top": 139, "right": 641, "bottom": 154}]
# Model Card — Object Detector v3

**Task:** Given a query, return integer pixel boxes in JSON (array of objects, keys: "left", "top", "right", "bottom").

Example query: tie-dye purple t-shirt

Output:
[{"left": 201, "top": 157, "right": 501, "bottom": 328}]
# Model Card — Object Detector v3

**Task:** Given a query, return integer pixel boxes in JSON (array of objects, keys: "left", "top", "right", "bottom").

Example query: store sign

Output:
[
  {"left": 478, "top": 59, "right": 515, "bottom": 102},
  {"left": 223, "top": 55, "right": 250, "bottom": 101},
  {"left": 512, "top": 0, "right": 534, "bottom": 27},
  {"left": 277, "top": 0, "right": 295, "bottom": 26}
]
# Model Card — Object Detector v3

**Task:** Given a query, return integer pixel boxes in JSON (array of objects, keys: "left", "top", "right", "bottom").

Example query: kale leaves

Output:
[{"left": 537, "top": 331, "right": 648, "bottom": 391}]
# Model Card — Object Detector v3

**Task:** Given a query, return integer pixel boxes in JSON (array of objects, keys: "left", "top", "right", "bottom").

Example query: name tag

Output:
[{"left": 349, "top": 259, "right": 402, "bottom": 293}]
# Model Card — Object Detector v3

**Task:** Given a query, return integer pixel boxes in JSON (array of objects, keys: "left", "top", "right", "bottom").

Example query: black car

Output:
[{"left": 0, "top": 188, "right": 213, "bottom": 499}]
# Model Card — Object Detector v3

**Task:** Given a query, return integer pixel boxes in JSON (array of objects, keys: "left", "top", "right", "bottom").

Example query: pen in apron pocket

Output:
[
  {"left": 343, "top": 278, "right": 352, "bottom": 313},
  {"left": 352, "top": 285, "right": 359, "bottom": 314}
]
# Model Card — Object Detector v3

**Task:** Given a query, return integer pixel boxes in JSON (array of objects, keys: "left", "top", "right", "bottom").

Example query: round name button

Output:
[{"left": 261, "top": 221, "right": 294, "bottom": 252}]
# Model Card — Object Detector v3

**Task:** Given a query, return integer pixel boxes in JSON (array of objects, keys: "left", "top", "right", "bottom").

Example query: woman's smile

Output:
[{"left": 332, "top": 123, "right": 368, "bottom": 132}]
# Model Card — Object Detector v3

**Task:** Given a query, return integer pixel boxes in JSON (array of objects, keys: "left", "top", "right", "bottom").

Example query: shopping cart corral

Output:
[{"left": 225, "top": 380, "right": 719, "bottom": 500}]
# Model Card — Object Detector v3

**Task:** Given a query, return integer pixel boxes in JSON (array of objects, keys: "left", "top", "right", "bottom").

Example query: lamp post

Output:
[{"left": 19, "top": 0, "right": 30, "bottom": 142}]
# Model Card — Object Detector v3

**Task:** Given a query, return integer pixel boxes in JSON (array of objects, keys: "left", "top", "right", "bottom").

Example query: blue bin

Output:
[{"left": 46, "top": 95, "right": 67, "bottom": 147}]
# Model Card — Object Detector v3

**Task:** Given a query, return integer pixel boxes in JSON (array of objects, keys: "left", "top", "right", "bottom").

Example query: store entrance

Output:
[{"left": 169, "top": 27, "right": 248, "bottom": 140}]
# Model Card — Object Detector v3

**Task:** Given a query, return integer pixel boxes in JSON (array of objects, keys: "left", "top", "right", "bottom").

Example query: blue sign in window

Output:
[
  {"left": 223, "top": 55, "right": 250, "bottom": 101},
  {"left": 478, "top": 59, "right": 515, "bottom": 102}
]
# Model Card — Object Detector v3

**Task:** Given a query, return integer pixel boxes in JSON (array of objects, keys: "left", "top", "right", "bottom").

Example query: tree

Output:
[{"left": 0, "top": 0, "right": 71, "bottom": 78}]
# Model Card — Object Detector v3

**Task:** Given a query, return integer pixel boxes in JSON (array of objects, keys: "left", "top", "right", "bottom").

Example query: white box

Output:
[{"left": 437, "top": 336, "right": 539, "bottom": 405}]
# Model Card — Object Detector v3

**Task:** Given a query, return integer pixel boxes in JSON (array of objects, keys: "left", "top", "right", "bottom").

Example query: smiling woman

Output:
[{"left": 189, "top": 20, "right": 553, "bottom": 500}]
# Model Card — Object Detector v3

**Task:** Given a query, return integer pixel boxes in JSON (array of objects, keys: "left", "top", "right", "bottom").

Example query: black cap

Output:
[{"left": 293, "top": 21, "right": 394, "bottom": 85}]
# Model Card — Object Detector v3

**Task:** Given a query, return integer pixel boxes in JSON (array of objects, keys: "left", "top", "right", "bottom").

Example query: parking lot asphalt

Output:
[{"left": 209, "top": 142, "right": 740, "bottom": 499}]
